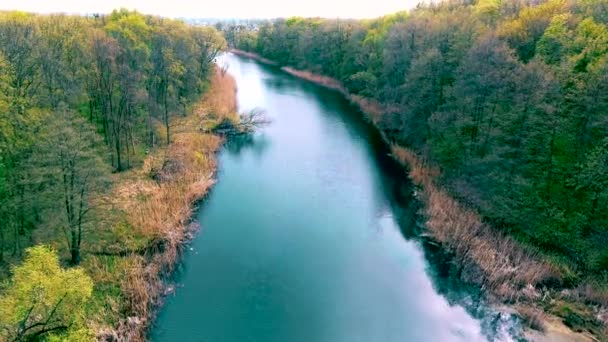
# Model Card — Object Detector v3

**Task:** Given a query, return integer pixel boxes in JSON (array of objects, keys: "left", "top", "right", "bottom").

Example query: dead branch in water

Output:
[
  {"left": 210, "top": 108, "right": 271, "bottom": 136},
  {"left": 239, "top": 108, "right": 272, "bottom": 132}
]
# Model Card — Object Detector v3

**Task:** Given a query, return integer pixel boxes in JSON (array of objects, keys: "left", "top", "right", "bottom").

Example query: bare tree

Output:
[{"left": 35, "top": 111, "right": 110, "bottom": 264}]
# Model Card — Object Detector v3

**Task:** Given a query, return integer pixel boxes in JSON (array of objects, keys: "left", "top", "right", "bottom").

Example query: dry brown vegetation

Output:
[
  {"left": 281, "top": 66, "right": 389, "bottom": 125},
  {"left": 518, "top": 306, "right": 547, "bottom": 332},
  {"left": 230, "top": 49, "right": 278, "bottom": 66},
  {"left": 575, "top": 283, "right": 608, "bottom": 308},
  {"left": 391, "top": 145, "right": 559, "bottom": 300},
  {"left": 87, "top": 69, "right": 238, "bottom": 341},
  {"left": 281, "top": 67, "right": 345, "bottom": 92},
  {"left": 389, "top": 145, "right": 606, "bottom": 339}
]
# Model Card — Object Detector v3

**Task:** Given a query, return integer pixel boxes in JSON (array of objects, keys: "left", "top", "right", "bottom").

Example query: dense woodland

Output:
[
  {"left": 0, "top": 10, "right": 225, "bottom": 339},
  {"left": 226, "top": 0, "right": 607, "bottom": 295},
  {"left": 0, "top": 10, "right": 224, "bottom": 264}
]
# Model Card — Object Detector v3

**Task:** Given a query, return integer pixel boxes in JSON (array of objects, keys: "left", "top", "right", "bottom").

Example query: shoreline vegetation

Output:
[
  {"left": 0, "top": 9, "right": 239, "bottom": 340},
  {"left": 97, "top": 68, "right": 238, "bottom": 340},
  {"left": 229, "top": 48, "right": 604, "bottom": 341}
]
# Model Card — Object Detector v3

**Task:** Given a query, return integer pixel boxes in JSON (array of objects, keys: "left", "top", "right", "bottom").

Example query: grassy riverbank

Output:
[
  {"left": 0, "top": 67, "right": 237, "bottom": 341},
  {"left": 229, "top": 49, "right": 606, "bottom": 340},
  {"left": 0, "top": 11, "right": 236, "bottom": 340},
  {"left": 85, "top": 69, "right": 237, "bottom": 340}
]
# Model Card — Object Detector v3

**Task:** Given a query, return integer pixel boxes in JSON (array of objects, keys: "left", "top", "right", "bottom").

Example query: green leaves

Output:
[
  {"left": 0, "top": 6, "right": 226, "bottom": 279},
  {"left": 0, "top": 246, "right": 94, "bottom": 341},
  {"left": 537, "top": 14, "right": 573, "bottom": 64}
]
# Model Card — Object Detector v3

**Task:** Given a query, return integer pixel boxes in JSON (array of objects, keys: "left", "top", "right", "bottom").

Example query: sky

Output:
[{"left": 1, "top": 0, "right": 419, "bottom": 19}]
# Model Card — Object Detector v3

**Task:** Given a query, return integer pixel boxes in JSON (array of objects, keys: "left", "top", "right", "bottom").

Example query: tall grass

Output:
[
  {"left": 230, "top": 49, "right": 278, "bottom": 66},
  {"left": 391, "top": 145, "right": 560, "bottom": 300},
  {"left": 93, "top": 69, "right": 238, "bottom": 341}
]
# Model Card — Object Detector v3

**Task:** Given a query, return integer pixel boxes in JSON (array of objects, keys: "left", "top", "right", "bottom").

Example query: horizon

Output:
[{"left": 1, "top": 0, "right": 420, "bottom": 19}]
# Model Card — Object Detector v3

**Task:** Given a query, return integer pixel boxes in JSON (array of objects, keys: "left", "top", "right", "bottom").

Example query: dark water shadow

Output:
[{"left": 224, "top": 132, "right": 272, "bottom": 158}]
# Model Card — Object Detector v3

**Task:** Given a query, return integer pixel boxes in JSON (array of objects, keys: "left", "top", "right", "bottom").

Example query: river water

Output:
[{"left": 151, "top": 54, "right": 521, "bottom": 342}]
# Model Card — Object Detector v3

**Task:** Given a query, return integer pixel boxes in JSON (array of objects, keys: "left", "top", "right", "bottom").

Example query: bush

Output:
[{"left": 0, "top": 246, "right": 94, "bottom": 341}]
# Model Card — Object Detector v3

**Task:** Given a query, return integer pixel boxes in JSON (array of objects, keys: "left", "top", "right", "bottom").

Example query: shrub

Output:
[{"left": 0, "top": 246, "right": 94, "bottom": 341}]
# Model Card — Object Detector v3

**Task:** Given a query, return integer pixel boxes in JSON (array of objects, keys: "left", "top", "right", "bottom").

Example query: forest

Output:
[
  {"left": 0, "top": 9, "right": 229, "bottom": 340},
  {"left": 1, "top": 0, "right": 607, "bottom": 339},
  {"left": 225, "top": 0, "right": 608, "bottom": 329}
]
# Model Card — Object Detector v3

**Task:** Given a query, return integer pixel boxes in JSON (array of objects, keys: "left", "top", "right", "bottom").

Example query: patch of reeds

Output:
[
  {"left": 279, "top": 65, "right": 389, "bottom": 126},
  {"left": 94, "top": 68, "right": 237, "bottom": 341},
  {"left": 230, "top": 49, "right": 278, "bottom": 66},
  {"left": 390, "top": 145, "right": 560, "bottom": 301},
  {"left": 575, "top": 282, "right": 608, "bottom": 308},
  {"left": 281, "top": 67, "right": 345, "bottom": 92},
  {"left": 518, "top": 306, "right": 547, "bottom": 332}
]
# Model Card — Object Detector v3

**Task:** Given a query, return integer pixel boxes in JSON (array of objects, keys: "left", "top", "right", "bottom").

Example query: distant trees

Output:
[
  {"left": 225, "top": 0, "right": 608, "bottom": 278},
  {"left": 0, "top": 10, "right": 226, "bottom": 263}
]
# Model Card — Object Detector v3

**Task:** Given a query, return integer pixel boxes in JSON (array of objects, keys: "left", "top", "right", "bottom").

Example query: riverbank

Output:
[
  {"left": 229, "top": 49, "right": 605, "bottom": 341},
  {"left": 87, "top": 68, "right": 238, "bottom": 341},
  {"left": 230, "top": 49, "right": 278, "bottom": 66},
  {"left": 230, "top": 50, "right": 385, "bottom": 123}
]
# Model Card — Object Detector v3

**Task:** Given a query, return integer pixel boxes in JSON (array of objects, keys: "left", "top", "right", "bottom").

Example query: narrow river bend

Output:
[{"left": 151, "top": 54, "right": 519, "bottom": 342}]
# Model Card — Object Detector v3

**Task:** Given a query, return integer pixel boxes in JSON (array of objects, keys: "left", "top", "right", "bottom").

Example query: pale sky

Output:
[{"left": 1, "top": 0, "right": 418, "bottom": 19}]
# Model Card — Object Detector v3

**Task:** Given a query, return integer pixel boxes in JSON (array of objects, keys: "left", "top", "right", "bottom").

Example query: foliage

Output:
[
  {"left": 0, "top": 9, "right": 226, "bottom": 263},
  {"left": 0, "top": 246, "right": 94, "bottom": 341},
  {"left": 32, "top": 112, "right": 111, "bottom": 265},
  {"left": 0, "top": 9, "right": 227, "bottom": 335}
]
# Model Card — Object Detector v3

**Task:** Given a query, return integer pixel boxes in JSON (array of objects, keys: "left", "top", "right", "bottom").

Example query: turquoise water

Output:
[{"left": 151, "top": 54, "right": 519, "bottom": 342}]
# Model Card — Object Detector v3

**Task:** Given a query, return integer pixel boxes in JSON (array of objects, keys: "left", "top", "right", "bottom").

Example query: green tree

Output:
[
  {"left": 149, "top": 21, "right": 185, "bottom": 145},
  {"left": 33, "top": 112, "right": 110, "bottom": 265},
  {"left": 0, "top": 246, "right": 93, "bottom": 341}
]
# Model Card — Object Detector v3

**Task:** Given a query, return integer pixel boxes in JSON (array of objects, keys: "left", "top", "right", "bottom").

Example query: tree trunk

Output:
[
  {"left": 70, "top": 230, "right": 80, "bottom": 265},
  {"left": 164, "top": 90, "right": 170, "bottom": 145},
  {"left": 545, "top": 127, "right": 557, "bottom": 198},
  {"left": 0, "top": 222, "right": 4, "bottom": 263},
  {"left": 115, "top": 132, "right": 122, "bottom": 172}
]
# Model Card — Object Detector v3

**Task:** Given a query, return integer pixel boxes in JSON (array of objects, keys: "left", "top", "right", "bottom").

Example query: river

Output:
[{"left": 151, "top": 53, "right": 521, "bottom": 342}]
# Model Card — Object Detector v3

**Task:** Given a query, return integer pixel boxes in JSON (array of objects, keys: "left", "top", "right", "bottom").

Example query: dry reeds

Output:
[
  {"left": 518, "top": 306, "right": 547, "bottom": 332},
  {"left": 390, "top": 144, "right": 559, "bottom": 301},
  {"left": 230, "top": 49, "right": 278, "bottom": 66},
  {"left": 348, "top": 95, "right": 386, "bottom": 125},
  {"left": 197, "top": 70, "right": 238, "bottom": 121},
  {"left": 97, "top": 68, "right": 237, "bottom": 341},
  {"left": 279, "top": 65, "right": 389, "bottom": 125},
  {"left": 281, "top": 67, "right": 345, "bottom": 92},
  {"left": 575, "top": 283, "right": 608, "bottom": 307}
]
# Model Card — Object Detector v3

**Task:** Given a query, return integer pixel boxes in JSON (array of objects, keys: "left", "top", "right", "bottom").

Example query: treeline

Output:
[
  {"left": 0, "top": 10, "right": 225, "bottom": 266},
  {"left": 226, "top": 0, "right": 607, "bottom": 283}
]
